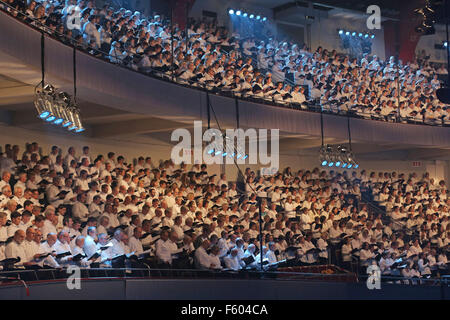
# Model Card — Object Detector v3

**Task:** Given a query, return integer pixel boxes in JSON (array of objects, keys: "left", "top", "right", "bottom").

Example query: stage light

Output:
[
  {"left": 359, "top": 33, "right": 363, "bottom": 37},
  {"left": 365, "top": 34, "right": 369, "bottom": 38},
  {"left": 345, "top": 31, "right": 350, "bottom": 36},
  {"left": 338, "top": 30, "right": 344, "bottom": 35},
  {"left": 215, "top": 150, "right": 222, "bottom": 156},
  {"left": 242, "top": 155, "right": 248, "bottom": 160},
  {"left": 249, "top": 14, "right": 254, "bottom": 19},
  {"left": 256, "top": 15, "right": 261, "bottom": 20},
  {"left": 34, "top": 93, "right": 49, "bottom": 119},
  {"left": 243, "top": 12, "right": 248, "bottom": 17},
  {"left": 207, "top": 149, "right": 214, "bottom": 154},
  {"left": 371, "top": 34, "right": 375, "bottom": 39},
  {"left": 352, "top": 32, "right": 356, "bottom": 36},
  {"left": 236, "top": 10, "right": 241, "bottom": 16},
  {"left": 445, "top": 42, "right": 448, "bottom": 47},
  {"left": 262, "top": 17, "right": 267, "bottom": 21},
  {"left": 229, "top": 9, "right": 234, "bottom": 15},
  {"left": 73, "top": 114, "right": 84, "bottom": 133}
]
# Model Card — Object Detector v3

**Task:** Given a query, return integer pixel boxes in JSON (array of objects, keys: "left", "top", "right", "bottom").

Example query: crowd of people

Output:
[
  {"left": 0, "top": 142, "right": 447, "bottom": 285},
  {"left": 1, "top": 0, "right": 449, "bottom": 125}
]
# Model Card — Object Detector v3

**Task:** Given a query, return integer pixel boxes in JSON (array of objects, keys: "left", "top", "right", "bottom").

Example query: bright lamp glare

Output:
[
  {"left": 249, "top": 14, "right": 254, "bottom": 19},
  {"left": 345, "top": 31, "right": 350, "bottom": 35},
  {"left": 335, "top": 161, "right": 341, "bottom": 167},
  {"left": 46, "top": 116, "right": 56, "bottom": 122},
  {"left": 256, "top": 15, "right": 261, "bottom": 20},
  {"left": 359, "top": 33, "right": 363, "bottom": 37},
  {"left": 39, "top": 111, "right": 50, "bottom": 119},
  {"left": 243, "top": 12, "right": 248, "bottom": 17},
  {"left": 229, "top": 9, "right": 234, "bottom": 15},
  {"left": 321, "top": 161, "right": 328, "bottom": 166},
  {"left": 354, "top": 164, "right": 359, "bottom": 169},
  {"left": 215, "top": 150, "right": 222, "bottom": 155},
  {"left": 243, "top": 155, "right": 248, "bottom": 160},
  {"left": 347, "top": 164, "right": 353, "bottom": 169},
  {"left": 262, "top": 17, "right": 267, "bottom": 21},
  {"left": 365, "top": 34, "right": 369, "bottom": 38},
  {"left": 54, "top": 119, "right": 63, "bottom": 125},
  {"left": 208, "top": 149, "right": 214, "bottom": 154},
  {"left": 236, "top": 10, "right": 241, "bottom": 15},
  {"left": 351, "top": 32, "right": 356, "bottom": 36},
  {"left": 328, "top": 162, "right": 334, "bottom": 167},
  {"left": 371, "top": 34, "right": 375, "bottom": 39}
]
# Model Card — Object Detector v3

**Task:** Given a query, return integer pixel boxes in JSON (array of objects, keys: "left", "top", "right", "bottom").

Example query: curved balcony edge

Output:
[{"left": 0, "top": 10, "right": 449, "bottom": 147}]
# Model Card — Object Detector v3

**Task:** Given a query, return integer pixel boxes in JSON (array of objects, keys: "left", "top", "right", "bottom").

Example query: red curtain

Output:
[
  {"left": 172, "top": 0, "right": 195, "bottom": 29},
  {"left": 383, "top": 0, "right": 425, "bottom": 62}
]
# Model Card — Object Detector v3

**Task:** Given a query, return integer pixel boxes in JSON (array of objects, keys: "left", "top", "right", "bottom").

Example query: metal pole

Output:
[
  {"left": 258, "top": 199, "right": 264, "bottom": 272},
  {"left": 171, "top": 2, "right": 174, "bottom": 81},
  {"left": 185, "top": 1, "right": 189, "bottom": 54},
  {"left": 446, "top": 0, "right": 450, "bottom": 85}
]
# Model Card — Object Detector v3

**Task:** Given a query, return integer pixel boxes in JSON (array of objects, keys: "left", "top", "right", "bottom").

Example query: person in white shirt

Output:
[
  {"left": 72, "top": 193, "right": 89, "bottom": 222},
  {"left": 83, "top": 227, "right": 98, "bottom": 258},
  {"left": 195, "top": 239, "right": 215, "bottom": 270},
  {"left": 5, "top": 230, "right": 29, "bottom": 266},
  {"left": 155, "top": 230, "right": 180, "bottom": 266},
  {"left": 223, "top": 248, "right": 243, "bottom": 270}
]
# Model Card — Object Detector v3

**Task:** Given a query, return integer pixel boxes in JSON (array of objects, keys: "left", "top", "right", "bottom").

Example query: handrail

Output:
[
  {"left": 0, "top": 267, "right": 447, "bottom": 287},
  {"left": 0, "top": 3, "right": 448, "bottom": 127}
]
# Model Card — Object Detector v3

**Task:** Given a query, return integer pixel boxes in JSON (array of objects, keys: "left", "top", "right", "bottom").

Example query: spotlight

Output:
[
  {"left": 34, "top": 92, "right": 50, "bottom": 119},
  {"left": 262, "top": 17, "right": 267, "bottom": 21},
  {"left": 236, "top": 10, "right": 241, "bottom": 16},
  {"left": 68, "top": 108, "right": 84, "bottom": 132},
  {"left": 256, "top": 15, "right": 261, "bottom": 20},
  {"left": 242, "top": 155, "right": 248, "bottom": 160},
  {"left": 345, "top": 31, "right": 350, "bottom": 36},
  {"left": 249, "top": 14, "right": 254, "bottom": 19},
  {"left": 229, "top": 9, "right": 234, "bottom": 15},
  {"left": 352, "top": 32, "right": 356, "bottom": 36},
  {"left": 243, "top": 12, "right": 248, "bottom": 17},
  {"left": 359, "top": 33, "right": 363, "bottom": 37},
  {"left": 365, "top": 34, "right": 369, "bottom": 38},
  {"left": 215, "top": 150, "right": 222, "bottom": 156},
  {"left": 319, "top": 145, "right": 328, "bottom": 166},
  {"left": 338, "top": 30, "right": 344, "bottom": 35},
  {"left": 371, "top": 34, "right": 375, "bottom": 39},
  {"left": 207, "top": 149, "right": 215, "bottom": 155}
]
